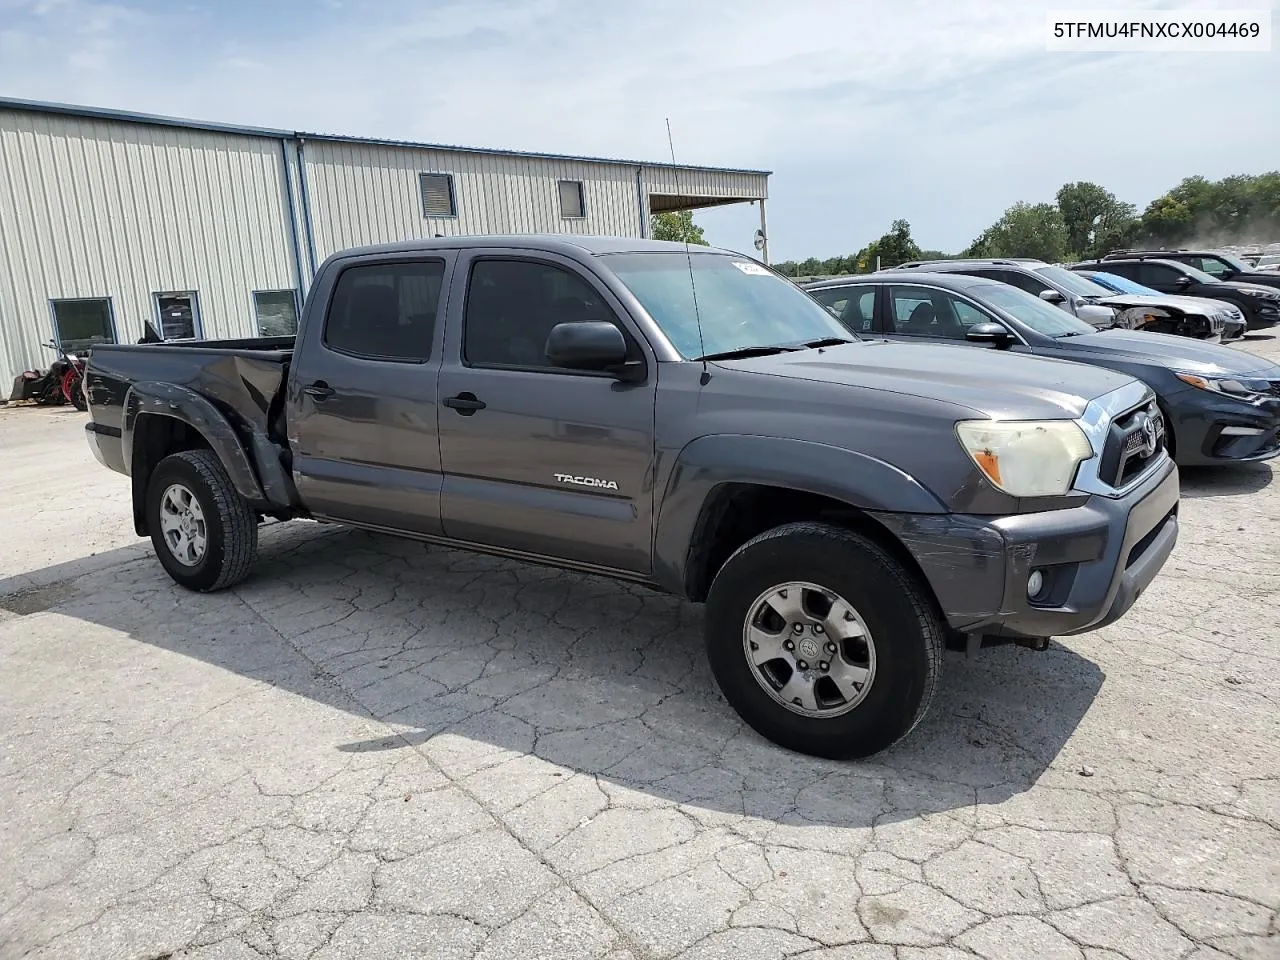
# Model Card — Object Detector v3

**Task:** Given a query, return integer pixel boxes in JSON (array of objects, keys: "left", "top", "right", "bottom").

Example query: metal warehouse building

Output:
[{"left": 0, "top": 97, "right": 770, "bottom": 383}]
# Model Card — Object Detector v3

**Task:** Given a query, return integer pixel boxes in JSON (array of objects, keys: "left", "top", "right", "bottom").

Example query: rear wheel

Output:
[
  {"left": 704, "top": 521, "right": 944, "bottom": 760},
  {"left": 147, "top": 450, "right": 258, "bottom": 591},
  {"left": 61, "top": 369, "right": 86, "bottom": 410}
]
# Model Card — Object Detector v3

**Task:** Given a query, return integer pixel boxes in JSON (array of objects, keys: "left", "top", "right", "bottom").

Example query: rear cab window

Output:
[{"left": 324, "top": 260, "right": 446, "bottom": 362}]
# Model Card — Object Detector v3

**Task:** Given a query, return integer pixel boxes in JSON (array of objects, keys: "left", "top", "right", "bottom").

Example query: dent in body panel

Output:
[
  {"left": 867, "top": 512, "right": 1009, "bottom": 630},
  {"left": 123, "top": 383, "right": 267, "bottom": 503}
]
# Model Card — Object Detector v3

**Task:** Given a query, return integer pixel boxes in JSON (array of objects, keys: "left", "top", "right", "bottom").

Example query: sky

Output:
[{"left": 0, "top": 0, "right": 1277, "bottom": 262}]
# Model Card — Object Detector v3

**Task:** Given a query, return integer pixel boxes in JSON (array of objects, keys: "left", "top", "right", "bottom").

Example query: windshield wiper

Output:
[
  {"left": 696, "top": 344, "right": 803, "bottom": 361},
  {"left": 800, "top": 337, "right": 857, "bottom": 348}
]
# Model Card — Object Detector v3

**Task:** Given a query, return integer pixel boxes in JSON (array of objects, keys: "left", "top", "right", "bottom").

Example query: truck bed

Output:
[{"left": 86, "top": 337, "right": 295, "bottom": 441}]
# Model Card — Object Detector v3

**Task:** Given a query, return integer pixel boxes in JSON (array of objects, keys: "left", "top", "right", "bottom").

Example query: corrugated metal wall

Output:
[
  {"left": 302, "top": 139, "right": 646, "bottom": 262},
  {"left": 0, "top": 102, "right": 770, "bottom": 384},
  {"left": 0, "top": 108, "right": 299, "bottom": 381},
  {"left": 641, "top": 166, "right": 768, "bottom": 202}
]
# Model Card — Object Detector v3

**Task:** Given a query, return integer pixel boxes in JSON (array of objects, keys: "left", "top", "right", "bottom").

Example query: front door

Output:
[
  {"left": 436, "top": 251, "right": 658, "bottom": 574},
  {"left": 288, "top": 254, "right": 453, "bottom": 536}
]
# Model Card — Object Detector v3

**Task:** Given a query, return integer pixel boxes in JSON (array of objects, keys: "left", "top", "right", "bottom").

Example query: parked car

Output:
[
  {"left": 1254, "top": 254, "right": 1280, "bottom": 273},
  {"left": 1102, "top": 249, "right": 1280, "bottom": 293},
  {"left": 892, "top": 257, "right": 1225, "bottom": 338},
  {"left": 1076, "top": 269, "right": 1246, "bottom": 342},
  {"left": 1072, "top": 257, "right": 1280, "bottom": 330},
  {"left": 804, "top": 271, "right": 1280, "bottom": 466},
  {"left": 83, "top": 235, "right": 1180, "bottom": 761}
]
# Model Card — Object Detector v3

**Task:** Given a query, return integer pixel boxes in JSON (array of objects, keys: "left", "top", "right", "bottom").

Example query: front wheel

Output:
[
  {"left": 147, "top": 450, "right": 258, "bottom": 591},
  {"left": 705, "top": 521, "right": 944, "bottom": 760}
]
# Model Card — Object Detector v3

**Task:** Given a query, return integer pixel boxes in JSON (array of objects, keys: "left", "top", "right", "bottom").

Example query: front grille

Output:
[{"left": 1099, "top": 401, "right": 1166, "bottom": 488}]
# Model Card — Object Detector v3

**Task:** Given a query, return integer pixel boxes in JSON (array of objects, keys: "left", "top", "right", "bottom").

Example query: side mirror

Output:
[
  {"left": 1038, "top": 289, "right": 1066, "bottom": 304},
  {"left": 966, "top": 322, "right": 1014, "bottom": 348},
  {"left": 545, "top": 321, "right": 635, "bottom": 378},
  {"left": 1175, "top": 276, "right": 1194, "bottom": 289}
]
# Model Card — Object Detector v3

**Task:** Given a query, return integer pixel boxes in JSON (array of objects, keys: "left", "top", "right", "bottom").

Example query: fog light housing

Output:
[{"left": 1027, "top": 569, "right": 1045, "bottom": 599}]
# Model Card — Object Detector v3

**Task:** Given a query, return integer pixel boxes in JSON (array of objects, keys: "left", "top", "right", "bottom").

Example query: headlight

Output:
[
  {"left": 955, "top": 420, "right": 1093, "bottom": 497},
  {"left": 1176, "top": 373, "right": 1272, "bottom": 399}
]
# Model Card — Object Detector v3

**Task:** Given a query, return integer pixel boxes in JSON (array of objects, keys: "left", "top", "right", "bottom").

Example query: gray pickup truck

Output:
[{"left": 83, "top": 235, "right": 1180, "bottom": 759}]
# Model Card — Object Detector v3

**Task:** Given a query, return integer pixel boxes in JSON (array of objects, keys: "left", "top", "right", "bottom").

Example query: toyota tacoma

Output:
[{"left": 83, "top": 236, "right": 1179, "bottom": 759}]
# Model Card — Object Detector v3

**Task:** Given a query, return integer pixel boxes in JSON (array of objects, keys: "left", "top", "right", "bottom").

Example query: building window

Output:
[
  {"left": 420, "top": 173, "right": 457, "bottom": 218},
  {"left": 254, "top": 290, "right": 299, "bottom": 337},
  {"left": 558, "top": 180, "right": 585, "bottom": 219},
  {"left": 153, "top": 291, "right": 202, "bottom": 340},
  {"left": 50, "top": 298, "right": 116, "bottom": 352}
]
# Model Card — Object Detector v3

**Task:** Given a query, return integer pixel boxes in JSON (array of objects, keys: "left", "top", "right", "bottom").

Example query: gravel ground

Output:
[{"left": 2, "top": 335, "right": 1278, "bottom": 960}]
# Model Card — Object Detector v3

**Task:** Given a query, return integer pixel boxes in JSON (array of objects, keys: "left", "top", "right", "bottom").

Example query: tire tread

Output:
[
  {"left": 709, "top": 520, "right": 945, "bottom": 757},
  {"left": 153, "top": 449, "right": 257, "bottom": 591}
]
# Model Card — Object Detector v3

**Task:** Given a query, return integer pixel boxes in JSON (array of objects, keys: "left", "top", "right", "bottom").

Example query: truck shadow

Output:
[{"left": 1, "top": 522, "right": 1104, "bottom": 829}]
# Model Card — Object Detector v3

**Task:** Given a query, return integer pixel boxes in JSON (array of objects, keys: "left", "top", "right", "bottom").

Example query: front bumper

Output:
[
  {"left": 876, "top": 457, "right": 1179, "bottom": 639},
  {"left": 1166, "top": 388, "right": 1280, "bottom": 465},
  {"left": 1248, "top": 302, "right": 1280, "bottom": 329}
]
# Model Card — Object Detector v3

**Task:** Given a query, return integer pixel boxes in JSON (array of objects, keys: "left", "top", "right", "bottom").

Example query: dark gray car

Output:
[
  {"left": 82, "top": 236, "right": 1179, "bottom": 760},
  {"left": 805, "top": 271, "right": 1280, "bottom": 466}
]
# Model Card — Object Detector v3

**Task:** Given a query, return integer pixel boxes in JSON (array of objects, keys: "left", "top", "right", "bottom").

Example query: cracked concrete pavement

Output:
[{"left": 1, "top": 336, "right": 1278, "bottom": 960}]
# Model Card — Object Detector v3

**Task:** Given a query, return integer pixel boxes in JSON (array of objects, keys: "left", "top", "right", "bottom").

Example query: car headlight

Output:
[
  {"left": 955, "top": 420, "right": 1093, "bottom": 497},
  {"left": 1176, "top": 373, "right": 1272, "bottom": 400}
]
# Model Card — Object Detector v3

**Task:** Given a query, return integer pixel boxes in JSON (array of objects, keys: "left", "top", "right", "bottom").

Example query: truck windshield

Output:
[{"left": 603, "top": 252, "right": 855, "bottom": 359}]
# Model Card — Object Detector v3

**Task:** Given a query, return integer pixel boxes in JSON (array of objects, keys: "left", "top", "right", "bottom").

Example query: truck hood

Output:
[
  {"left": 1067, "top": 329, "right": 1280, "bottom": 376},
  {"left": 720, "top": 341, "right": 1134, "bottom": 420}
]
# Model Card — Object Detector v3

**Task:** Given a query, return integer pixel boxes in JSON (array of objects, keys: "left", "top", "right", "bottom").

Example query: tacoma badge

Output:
[{"left": 554, "top": 473, "right": 619, "bottom": 491}]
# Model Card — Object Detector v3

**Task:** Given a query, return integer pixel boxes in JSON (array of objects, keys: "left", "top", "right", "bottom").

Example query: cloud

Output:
[{"left": 0, "top": 0, "right": 1277, "bottom": 258}]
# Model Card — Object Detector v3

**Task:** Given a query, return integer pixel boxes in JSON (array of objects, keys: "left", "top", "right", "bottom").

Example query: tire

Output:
[
  {"left": 704, "top": 521, "right": 944, "bottom": 760},
  {"left": 62, "top": 370, "right": 87, "bottom": 411},
  {"left": 146, "top": 450, "right": 258, "bottom": 591}
]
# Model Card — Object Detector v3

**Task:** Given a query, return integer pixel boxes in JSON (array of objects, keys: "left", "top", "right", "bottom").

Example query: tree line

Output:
[{"left": 768, "top": 171, "right": 1280, "bottom": 278}]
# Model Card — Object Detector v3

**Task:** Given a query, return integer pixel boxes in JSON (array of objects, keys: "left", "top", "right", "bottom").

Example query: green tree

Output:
[
  {"left": 860, "top": 218, "right": 922, "bottom": 271},
  {"left": 1055, "top": 181, "right": 1137, "bottom": 258},
  {"left": 649, "top": 210, "right": 708, "bottom": 245},
  {"left": 966, "top": 202, "right": 1070, "bottom": 262}
]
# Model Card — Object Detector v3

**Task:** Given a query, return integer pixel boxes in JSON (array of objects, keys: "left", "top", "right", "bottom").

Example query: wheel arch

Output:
[
  {"left": 652, "top": 434, "right": 950, "bottom": 603},
  {"left": 124, "top": 383, "right": 271, "bottom": 536}
]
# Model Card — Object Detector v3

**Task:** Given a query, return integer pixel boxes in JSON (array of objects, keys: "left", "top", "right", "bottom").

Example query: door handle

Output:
[
  {"left": 443, "top": 392, "right": 486, "bottom": 415},
  {"left": 303, "top": 381, "right": 334, "bottom": 400}
]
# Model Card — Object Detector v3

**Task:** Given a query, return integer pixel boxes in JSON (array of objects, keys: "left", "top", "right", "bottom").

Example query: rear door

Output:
[
  {"left": 1134, "top": 261, "right": 1185, "bottom": 293},
  {"left": 808, "top": 284, "right": 881, "bottom": 335},
  {"left": 288, "top": 252, "right": 454, "bottom": 535},
  {"left": 435, "top": 250, "right": 659, "bottom": 573}
]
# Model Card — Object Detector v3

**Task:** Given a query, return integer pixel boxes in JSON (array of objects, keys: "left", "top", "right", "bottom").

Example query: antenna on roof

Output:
[{"left": 666, "top": 117, "right": 709, "bottom": 385}]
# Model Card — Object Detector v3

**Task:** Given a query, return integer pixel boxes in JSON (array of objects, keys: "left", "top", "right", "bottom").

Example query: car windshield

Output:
[
  {"left": 1033, "top": 264, "right": 1112, "bottom": 298},
  {"left": 1219, "top": 253, "right": 1252, "bottom": 273},
  {"left": 603, "top": 252, "right": 855, "bottom": 359},
  {"left": 1088, "top": 271, "right": 1161, "bottom": 296},
  {"left": 966, "top": 282, "right": 1097, "bottom": 337}
]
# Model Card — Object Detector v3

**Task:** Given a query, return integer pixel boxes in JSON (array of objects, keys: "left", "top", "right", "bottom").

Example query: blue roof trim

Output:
[{"left": 0, "top": 96, "right": 772, "bottom": 177}]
